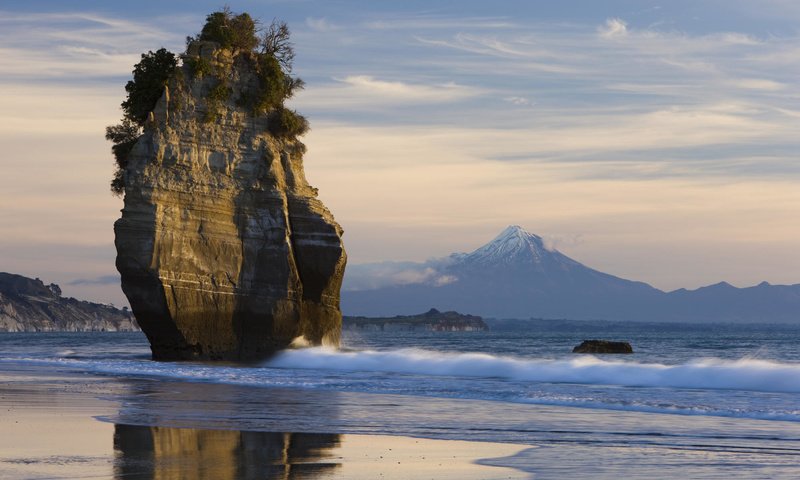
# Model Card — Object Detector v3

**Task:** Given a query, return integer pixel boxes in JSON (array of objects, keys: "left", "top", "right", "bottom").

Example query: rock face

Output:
[
  {"left": 0, "top": 273, "right": 138, "bottom": 332},
  {"left": 572, "top": 339, "right": 633, "bottom": 354},
  {"left": 114, "top": 42, "right": 346, "bottom": 360}
]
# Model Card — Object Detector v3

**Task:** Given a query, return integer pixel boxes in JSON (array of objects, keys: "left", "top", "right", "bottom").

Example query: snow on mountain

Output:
[
  {"left": 453, "top": 225, "right": 583, "bottom": 271},
  {"left": 459, "top": 225, "right": 547, "bottom": 265}
]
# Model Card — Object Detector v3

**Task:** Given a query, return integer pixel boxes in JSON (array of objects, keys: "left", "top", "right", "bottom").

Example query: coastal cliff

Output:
[
  {"left": 113, "top": 16, "right": 346, "bottom": 360},
  {"left": 0, "top": 273, "right": 137, "bottom": 332}
]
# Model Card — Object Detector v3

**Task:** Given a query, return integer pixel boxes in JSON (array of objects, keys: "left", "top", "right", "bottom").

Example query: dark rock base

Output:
[{"left": 572, "top": 339, "right": 634, "bottom": 354}]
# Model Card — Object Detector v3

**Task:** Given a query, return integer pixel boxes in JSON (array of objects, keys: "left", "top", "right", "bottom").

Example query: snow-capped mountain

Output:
[
  {"left": 454, "top": 225, "right": 579, "bottom": 269},
  {"left": 342, "top": 226, "right": 800, "bottom": 322}
]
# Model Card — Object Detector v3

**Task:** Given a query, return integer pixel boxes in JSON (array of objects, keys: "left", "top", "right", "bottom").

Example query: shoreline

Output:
[
  {"left": 3, "top": 345, "right": 800, "bottom": 478},
  {"left": 0, "top": 366, "right": 530, "bottom": 479}
]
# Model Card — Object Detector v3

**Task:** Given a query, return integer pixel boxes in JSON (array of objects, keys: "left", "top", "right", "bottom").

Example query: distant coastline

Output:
[
  {"left": 344, "top": 308, "right": 488, "bottom": 332},
  {"left": 0, "top": 272, "right": 138, "bottom": 332}
]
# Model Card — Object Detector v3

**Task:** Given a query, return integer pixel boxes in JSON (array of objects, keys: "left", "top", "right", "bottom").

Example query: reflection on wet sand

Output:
[{"left": 114, "top": 424, "right": 341, "bottom": 480}]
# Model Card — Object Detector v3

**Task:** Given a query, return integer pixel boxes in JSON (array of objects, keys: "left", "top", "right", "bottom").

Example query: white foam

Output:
[
  {"left": 267, "top": 347, "right": 800, "bottom": 394},
  {"left": 289, "top": 336, "right": 311, "bottom": 348}
]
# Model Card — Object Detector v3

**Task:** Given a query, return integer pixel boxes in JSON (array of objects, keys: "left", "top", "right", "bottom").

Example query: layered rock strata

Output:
[{"left": 114, "top": 42, "right": 346, "bottom": 360}]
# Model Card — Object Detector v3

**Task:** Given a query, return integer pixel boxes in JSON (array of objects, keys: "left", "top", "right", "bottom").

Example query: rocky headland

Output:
[
  {"left": 0, "top": 273, "right": 138, "bottom": 332},
  {"left": 344, "top": 308, "right": 488, "bottom": 332},
  {"left": 112, "top": 12, "right": 346, "bottom": 360}
]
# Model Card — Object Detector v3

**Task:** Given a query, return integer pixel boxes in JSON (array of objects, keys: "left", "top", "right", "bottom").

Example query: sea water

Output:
[{"left": 2, "top": 322, "right": 800, "bottom": 478}]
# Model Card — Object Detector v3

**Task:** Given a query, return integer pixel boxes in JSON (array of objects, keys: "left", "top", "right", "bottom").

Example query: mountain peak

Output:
[
  {"left": 496, "top": 225, "right": 537, "bottom": 240},
  {"left": 461, "top": 225, "right": 552, "bottom": 267}
]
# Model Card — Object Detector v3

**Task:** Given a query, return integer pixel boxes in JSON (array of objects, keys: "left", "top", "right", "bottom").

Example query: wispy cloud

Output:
[
  {"left": 731, "top": 78, "right": 786, "bottom": 91},
  {"left": 504, "top": 96, "right": 534, "bottom": 107},
  {"left": 2, "top": 2, "right": 800, "bottom": 298},
  {"left": 306, "top": 17, "right": 340, "bottom": 32},
  {"left": 343, "top": 261, "right": 457, "bottom": 291},
  {"left": 598, "top": 18, "right": 628, "bottom": 38},
  {"left": 339, "top": 75, "right": 480, "bottom": 101},
  {"left": 414, "top": 34, "right": 580, "bottom": 74},
  {"left": 363, "top": 15, "right": 516, "bottom": 31},
  {"left": 293, "top": 75, "right": 484, "bottom": 109},
  {"left": 0, "top": 11, "right": 184, "bottom": 81}
]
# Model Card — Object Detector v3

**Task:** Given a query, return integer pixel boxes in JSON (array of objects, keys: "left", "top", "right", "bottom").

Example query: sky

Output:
[{"left": 1, "top": 0, "right": 799, "bottom": 306}]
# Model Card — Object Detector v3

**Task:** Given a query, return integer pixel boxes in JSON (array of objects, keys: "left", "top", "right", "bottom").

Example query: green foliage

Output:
[
  {"left": 105, "top": 119, "right": 141, "bottom": 195},
  {"left": 199, "top": 8, "right": 258, "bottom": 51},
  {"left": 107, "top": 48, "right": 176, "bottom": 195},
  {"left": 203, "top": 78, "right": 231, "bottom": 123},
  {"left": 107, "top": 10, "right": 311, "bottom": 197},
  {"left": 253, "top": 55, "right": 287, "bottom": 113},
  {"left": 251, "top": 55, "right": 305, "bottom": 114},
  {"left": 268, "top": 107, "right": 309, "bottom": 139},
  {"left": 207, "top": 79, "right": 231, "bottom": 103},
  {"left": 186, "top": 56, "right": 213, "bottom": 78},
  {"left": 120, "top": 48, "right": 177, "bottom": 125}
]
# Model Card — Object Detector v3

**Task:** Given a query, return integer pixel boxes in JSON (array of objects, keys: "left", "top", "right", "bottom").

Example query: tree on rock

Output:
[
  {"left": 106, "top": 48, "right": 177, "bottom": 195},
  {"left": 106, "top": 9, "right": 306, "bottom": 196}
]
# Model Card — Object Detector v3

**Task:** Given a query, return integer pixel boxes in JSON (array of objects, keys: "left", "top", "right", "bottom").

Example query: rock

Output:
[
  {"left": 114, "top": 42, "right": 346, "bottom": 360},
  {"left": 0, "top": 272, "right": 138, "bottom": 332},
  {"left": 572, "top": 339, "right": 633, "bottom": 354}
]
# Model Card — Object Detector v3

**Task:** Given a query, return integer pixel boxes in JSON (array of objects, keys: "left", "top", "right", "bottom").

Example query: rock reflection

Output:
[{"left": 113, "top": 424, "right": 341, "bottom": 479}]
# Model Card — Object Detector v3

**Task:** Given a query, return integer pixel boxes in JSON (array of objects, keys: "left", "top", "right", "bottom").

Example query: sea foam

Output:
[{"left": 267, "top": 347, "right": 800, "bottom": 394}]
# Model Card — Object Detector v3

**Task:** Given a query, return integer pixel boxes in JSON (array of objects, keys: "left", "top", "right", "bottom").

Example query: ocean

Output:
[{"left": 2, "top": 321, "right": 800, "bottom": 478}]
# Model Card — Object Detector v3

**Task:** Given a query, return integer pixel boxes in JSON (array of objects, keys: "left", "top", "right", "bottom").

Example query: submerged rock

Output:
[
  {"left": 114, "top": 42, "right": 346, "bottom": 360},
  {"left": 572, "top": 339, "right": 633, "bottom": 354}
]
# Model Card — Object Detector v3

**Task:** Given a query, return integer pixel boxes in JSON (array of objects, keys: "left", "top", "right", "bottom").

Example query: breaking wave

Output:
[
  {"left": 267, "top": 347, "right": 800, "bottom": 394},
  {"left": 5, "top": 346, "right": 800, "bottom": 422}
]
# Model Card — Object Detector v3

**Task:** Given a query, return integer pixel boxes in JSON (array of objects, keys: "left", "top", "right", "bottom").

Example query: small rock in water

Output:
[{"left": 572, "top": 339, "right": 633, "bottom": 354}]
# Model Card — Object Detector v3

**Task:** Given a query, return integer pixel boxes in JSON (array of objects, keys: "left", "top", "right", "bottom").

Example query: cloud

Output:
[
  {"left": 504, "top": 96, "right": 534, "bottom": 106},
  {"left": 599, "top": 18, "right": 628, "bottom": 38},
  {"left": 341, "top": 75, "right": 479, "bottom": 100},
  {"left": 414, "top": 34, "right": 580, "bottom": 74},
  {"left": 2, "top": 3, "right": 800, "bottom": 301},
  {"left": 731, "top": 78, "right": 785, "bottom": 91},
  {"left": 69, "top": 275, "right": 120, "bottom": 286},
  {"left": 0, "top": 11, "right": 184, "bottom": 81},
  {"left": 364, "top": 15, "right": 516, "bottom": 31},
  {"left": 292, "top": 75, "right": 483, "bottom": 109},
  {"left": 343, "top": 262, "right": 458, "bottom": 291},
  {"left": 306, "top": 17, "right": 339, "bottom": 32},
  {"left": 542, "top": 234, "right": 584, "bottom": 252}
]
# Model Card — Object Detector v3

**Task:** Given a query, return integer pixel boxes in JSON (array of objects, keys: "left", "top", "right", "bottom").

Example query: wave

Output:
[
  {"left": 267, "top": 347, "right": 800, "bottom": 394},
  {"left": 4, "top": 347, "right": 800, "bottom": 422}
]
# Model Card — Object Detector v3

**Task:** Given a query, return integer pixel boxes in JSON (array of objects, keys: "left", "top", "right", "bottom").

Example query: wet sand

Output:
[
  {"left": 4, "top": 360, "right": 800, "bottom": 479},
  {"left": 0, "top": 367, "right": 529, "bottom": 479}
]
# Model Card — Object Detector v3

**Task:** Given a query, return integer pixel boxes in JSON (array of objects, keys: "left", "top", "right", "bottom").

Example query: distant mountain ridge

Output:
[
  {"left": 0, "top": 272, "right": 139, "bottom": 332},
  {"left": 342, "top": 226, "right": 800, "bottom": 323}
]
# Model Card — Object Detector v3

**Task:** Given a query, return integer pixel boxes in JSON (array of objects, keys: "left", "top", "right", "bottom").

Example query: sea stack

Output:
[{"left": 113, "top": 17, "right": 346, "bottom": 360}]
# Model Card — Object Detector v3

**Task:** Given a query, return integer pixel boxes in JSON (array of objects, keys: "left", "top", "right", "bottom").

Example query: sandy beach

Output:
[
  {"left": 0, "top": 365, "right": 529, "bottom": 479},
  {"left": 3, "top": 330, "right": 800, "bottom": 479}
]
